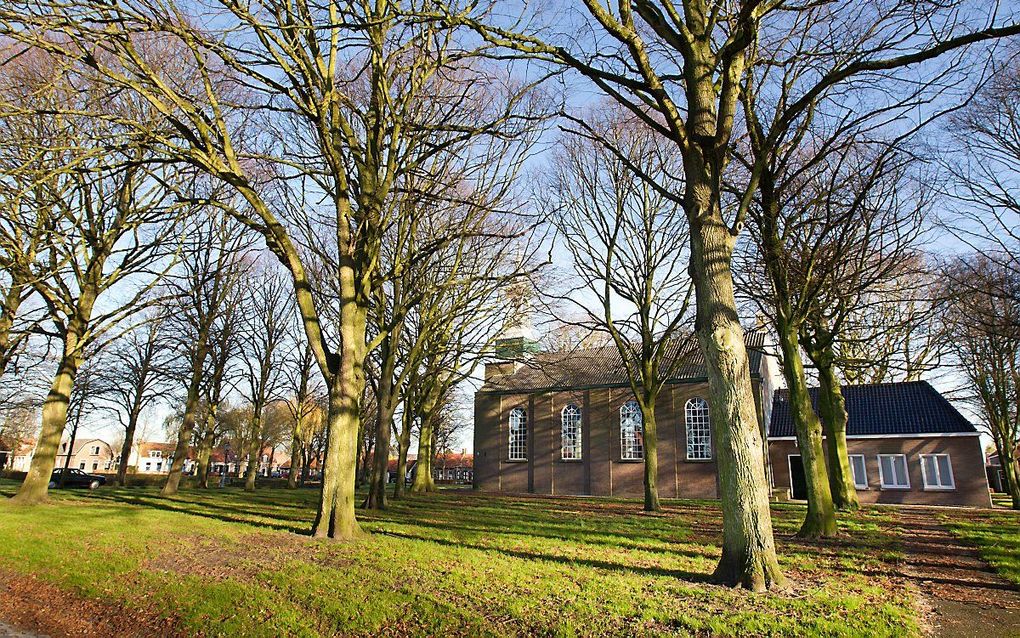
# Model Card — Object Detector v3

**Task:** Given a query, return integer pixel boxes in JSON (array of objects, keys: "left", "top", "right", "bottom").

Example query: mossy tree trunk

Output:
[
  {"left": 287, "top": 418, "right": 303, "bottom": 489},
  {"left": 393, "top": 407, "right": 413, "bottom": 500},
  {"left": 245, "top": 412, "right": 263, "bottom": 492},
  {"left": 365, "top": 349, "right": 398, "bottom": 510},
  {"left": 161, "top": 343, "right": 209, "bottom": 496},
  {"left": 776, "top": 324, "right": 837, "bottom": 537},
  {"left": 639, "top": 400, "right": 660, "bottom": 512},
  {"left": 686, "top": 176, "right": 784, "bottom": 591},
  {"left": 311, "top": 288, "right": 366, "bottom": 539},
  {"left": 12, "top": 304, "right": 91, "bottom": 504},
  {"left": 802, "top": 321, "right": 859, "bottom": 512},
  {"left": 411, "top": 391, "right": 439, "bottom": 494},
  {"left": 195, "top": 409, "right": 217, "bottom": 489}
]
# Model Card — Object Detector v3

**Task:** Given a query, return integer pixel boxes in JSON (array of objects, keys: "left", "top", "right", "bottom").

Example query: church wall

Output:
[{"left": 475, "top": 378, "right": 741, "bottom": 500}]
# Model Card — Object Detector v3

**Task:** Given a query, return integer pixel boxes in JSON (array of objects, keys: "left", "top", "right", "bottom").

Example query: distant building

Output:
[{"left": 54, "top": 438, "right": 117, "bottom": 474}]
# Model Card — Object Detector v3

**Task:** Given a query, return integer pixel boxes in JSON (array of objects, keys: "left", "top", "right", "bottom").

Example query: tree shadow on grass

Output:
[
  {"left": 85, "top": 491, "right": 313, "bottom": 535},
  {"left": 374, "top": 528, "right": 718, "bottom": 584}
]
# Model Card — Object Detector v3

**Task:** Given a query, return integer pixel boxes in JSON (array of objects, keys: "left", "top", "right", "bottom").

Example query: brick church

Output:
[{"left": 472, "top": 332, "right": 990, "bottom": 507}]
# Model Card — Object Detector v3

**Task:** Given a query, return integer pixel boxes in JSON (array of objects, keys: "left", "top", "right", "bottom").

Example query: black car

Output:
[{"left": 48, "top": 468, "right": 106, "bottom": 490}]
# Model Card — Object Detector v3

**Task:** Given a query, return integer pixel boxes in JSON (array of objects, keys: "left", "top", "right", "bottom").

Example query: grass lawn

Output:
[
  {"left": 943, "top": 508, "right": 1020, "bottom": 586},
  {"left": 0, "top": 480, "right": 935, "bottom": 636}
]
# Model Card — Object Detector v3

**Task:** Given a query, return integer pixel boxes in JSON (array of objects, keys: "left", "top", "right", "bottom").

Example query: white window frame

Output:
[
  {"left": 620, "top": 400, "right": 644, "bottom": 460},
  {"left": 508, "top": 407, "right": 528, "bottom": 461},
  {"left": 91, "top": 445, "right": 100, "bottom": 455},
  {"left": 685, "top": 397, "right": 712, "bottom": 461},
  {"left": 848, "top": 454, "right": 868, "bottom": 489},
  {"left": 877, "top": 454, "right": 910, "bottom": 490},
  {"left": 561, "top": 403, "right": 582, "bottom": 460},
  {"left": 919, "top": 453, "right": 955, "bottom": 490}
]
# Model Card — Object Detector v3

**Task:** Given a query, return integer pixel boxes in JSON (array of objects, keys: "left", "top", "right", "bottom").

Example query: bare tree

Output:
[
  {"left": 547, "top": 108, "right": 693, "bottom": 512},
  {"left": 238, "top": 264, "right": 293, "bottom": 491},
  {"left": 5, "top": 69, "right": 180, "bottom": 502},
  {"left": 194, "top": 283, "right": 245, "bottom": 489},
  {"left": 160, "top": 213, "right": 252, "bottom": 496},
  {"left": 442, "top": 0, "right": 1020, "bottom": 590},
  {"left": 1, "top": 0, "right": 548, "bottom": 538},
  {"left": 944, "top": 256, "right": 1020, "bottom": 509},
  {"left": 97, "top": 312, "right": 171, "bottom": 486},
  {"left": 56, "top": 346, "right": 111, "bottom": 487},
  {"left": 835, "top": 260, "right": 949, "bottom": 385}
]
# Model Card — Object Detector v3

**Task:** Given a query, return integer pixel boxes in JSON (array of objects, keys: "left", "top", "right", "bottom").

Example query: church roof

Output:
[
  {"left": 768, "top": 381, "right": 977, "bottom": 438},
  {"left": 481, "top": 330, "right": 766, "bottom": 393}
]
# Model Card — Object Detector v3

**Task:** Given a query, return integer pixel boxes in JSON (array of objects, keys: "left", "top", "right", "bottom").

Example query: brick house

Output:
[
  {"left": 768, "top": 382, "right": 990, "bottom": 507},
  {"left": 474, "top": 334, "right": 990, "bottom": 507}
]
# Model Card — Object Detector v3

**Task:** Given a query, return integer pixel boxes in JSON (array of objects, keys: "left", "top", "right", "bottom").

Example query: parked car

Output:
[{"left": 48, "top": 468, "right": 106, "bottom": 490}]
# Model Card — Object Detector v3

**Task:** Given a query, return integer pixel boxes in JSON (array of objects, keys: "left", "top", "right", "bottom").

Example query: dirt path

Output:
[
  {"left": 890, "top": 508, "right": 1020, "bottom": 638},
  {"left": 0, "top": 571, "right": 178, "bottom": 638}
]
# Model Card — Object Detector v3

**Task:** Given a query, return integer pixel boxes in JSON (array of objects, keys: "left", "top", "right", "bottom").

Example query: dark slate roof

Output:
[
  {"left": 481, "top": 330, "right": 766, "bottom": 393},
  {"left": 767, "top": 381, "right": 977, "bottom": 438}
]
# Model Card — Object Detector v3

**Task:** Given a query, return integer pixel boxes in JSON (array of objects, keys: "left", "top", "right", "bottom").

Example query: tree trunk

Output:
[
  {"left": 687, "top": 199, "right": 784, "bottom": 591},
  {"left": 245, "top": 413, "right": 262, "bottom": 492},
  {"left": 993, "top": 433, "right": 1020, "bottom": 510},
  {"left": 393, "top": 408, "right": 413, "bottom": 500},
  {"left": 195, "top": 415, "right": 216, "bottom": 489},
  {"left": 58, "top": 416, "right": 80, "bottom": 488},
  {"left": 300, "top": 445, "right": 310, "bottom": 486},
  {"left": 365, "top": 374, "right": 396, "bottom": 510},
  {"left": 12, "top": 332, "right": 83, "bottom": 504},
  {"left": 310, "top": 298, "right": 366, "bottom": 539},
  {"left": 640, "top": 401, "right": 660, "bottom": 512},
  {"left": 115, "top": 408, "right": 143, "bottom": 487},
  {"left": 287, "top": 420, "right": 302, "bottom": 489},
  {"left": 161, "top": 371, "right": 203, "bottom": 496},
  {"left": 777, "top": 325, "right": 837, "bottom": 537},
  {"left": 813, "top": 352, "right": 860, "bottom": 511},
  {"left": 411, "top": 402, "right": 438, "bottom": 493}
]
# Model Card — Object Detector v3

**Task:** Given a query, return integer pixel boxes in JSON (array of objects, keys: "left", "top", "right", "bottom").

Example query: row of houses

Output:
[
  {"left": 1, "top": 438, "right": 291, "bottom": 478},
  {"left": 1, "top": 436, "right": 477, "bottom": 485}
]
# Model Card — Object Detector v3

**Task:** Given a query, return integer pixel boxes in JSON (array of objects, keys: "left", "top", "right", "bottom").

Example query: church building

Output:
[{"left": 472, "top": 332, "right": 991, "bottom": 507}]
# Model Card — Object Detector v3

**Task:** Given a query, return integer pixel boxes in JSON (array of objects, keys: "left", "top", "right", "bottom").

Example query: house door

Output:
[{"left": 788, "top": 455, "right": 807, "bottom": 500}]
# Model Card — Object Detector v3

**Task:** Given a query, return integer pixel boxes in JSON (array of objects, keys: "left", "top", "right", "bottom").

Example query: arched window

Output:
[
  {"left": 620, "top": 400, "right": 644, "bottom": 460},
  {"left": 508, "top": 407, "right": 527, "bottom": 461},
  {"left": 685, "top": 397, "right": 712, "bottom": 460},
  {"left": 561, "top": 403, "right": 582, "bottom": 460}
]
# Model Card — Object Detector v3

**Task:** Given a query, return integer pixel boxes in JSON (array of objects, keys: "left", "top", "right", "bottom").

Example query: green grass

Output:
[
  {"left": 0, "top": 480, "right": 923, "bottom": 637},
  {"left": 943, "top": 508, "right": 1020, "bottom": 586}
]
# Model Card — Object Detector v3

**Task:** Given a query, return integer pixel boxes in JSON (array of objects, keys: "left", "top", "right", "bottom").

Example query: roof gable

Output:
[
  {"left": 482, "top": 330, "right": 766, "bottom": 394},
  {"left": 768, "top": 381, "right": 977, "bottom": 438}
]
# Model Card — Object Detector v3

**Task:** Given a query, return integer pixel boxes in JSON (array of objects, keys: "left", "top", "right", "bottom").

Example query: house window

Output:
[
  {"left": 685, "top": 397, "right": 712, "bottom": 460},
  {"left": 150, "top": 450, "right": 162, "bottom": 458},
  {"left": 920, "top": 454, "right": 955, "bottom": 490},
  {"left": 561, "top": 403, "right": 582, "bottom": 460},
  {"left": 92, "top": 461, "right": 98, "bottom": 471},
  {"left": 144, "top": 462, "right": 151, "bottom": 471},
  {"left": 78, "top": 462, "right": 86, "bottom": 470},
  {"left": 91, "top": 446, "right": 100, "bottom": 455},
  {"left": 878, "top": 454, "right": 910, "bottom": 489},
  {"left": 620, "top": 400, "right": 644, "bottom": 460},
  {"left": 508, "top": 407, "right": 527, "bottom": 461},
  {"left": 849, "top": 455, "right": 868, "bottom": 489}
]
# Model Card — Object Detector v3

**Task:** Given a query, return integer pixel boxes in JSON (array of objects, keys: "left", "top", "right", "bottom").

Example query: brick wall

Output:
[{"left": 474, "top": 379, "right": 742, "bottom": 499}]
